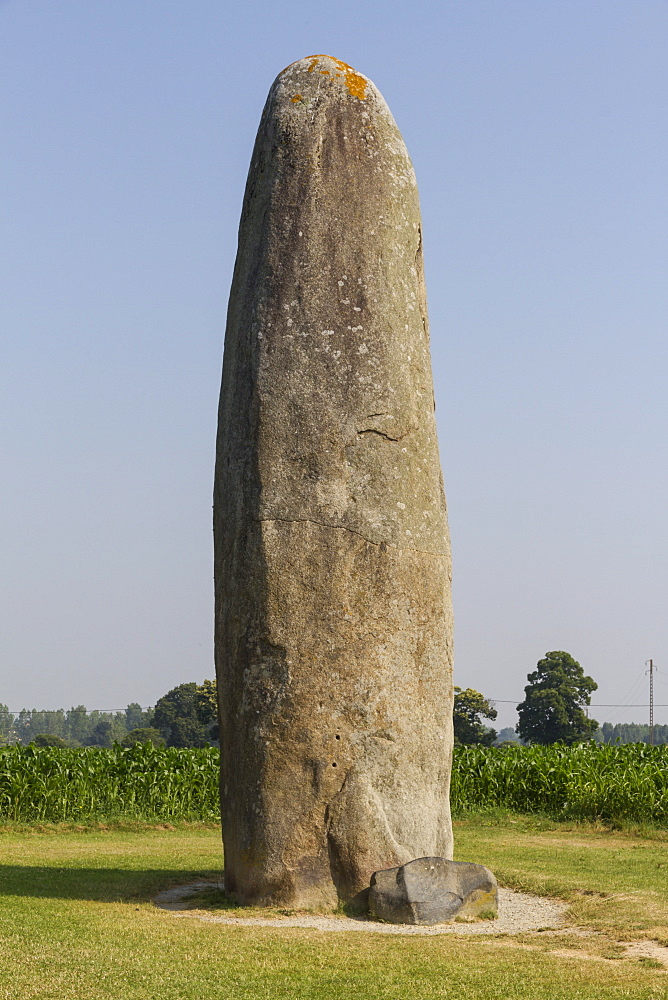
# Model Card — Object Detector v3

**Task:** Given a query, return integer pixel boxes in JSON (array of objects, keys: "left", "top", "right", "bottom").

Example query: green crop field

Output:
[
  {"left": 0, "top": 744, "right": 219, "bottom": 823},
  {"left": 2, "top": 743, "right": 668, "bottom": 825},
  {"left": 451, "top": 743, "right": 668, "bottom": 823}
]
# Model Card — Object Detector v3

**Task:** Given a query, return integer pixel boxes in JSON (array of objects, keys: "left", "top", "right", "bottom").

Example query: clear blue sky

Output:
[{"left": 1, "top": 0, "right": 666, "bottom": 729}]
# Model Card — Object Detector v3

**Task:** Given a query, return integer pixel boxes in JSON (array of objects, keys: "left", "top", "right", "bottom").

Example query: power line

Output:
[
  {"left": 604, "top": 669, "right": 649, "bottom": 726},
  {"left": 490, "top": 700, "right": 668, "bottom": 707},
  {"left": 2, "top": 706, "right": 154, "bottom": 715},
  {"left": 493, "top": 664, "right": 668, "bottom": 731}
]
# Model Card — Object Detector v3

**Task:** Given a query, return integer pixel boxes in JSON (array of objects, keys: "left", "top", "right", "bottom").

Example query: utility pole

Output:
[{"left": 647, "top": 659, "right": 654, "bottom": 746}]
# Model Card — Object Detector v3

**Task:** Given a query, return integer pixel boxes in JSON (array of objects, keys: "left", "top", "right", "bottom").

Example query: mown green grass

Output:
[
  {"left": 455, "top": 812, "right": 668, "bottom": 938},
  {"left": 3, "top": 743, "right": 668, "bottom": 825},
  {"left": 1, "top": 819, "right": 667, "bottom": 999}
]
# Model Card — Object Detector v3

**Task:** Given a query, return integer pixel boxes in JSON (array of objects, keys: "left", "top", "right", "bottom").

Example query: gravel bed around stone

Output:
[{"left": 154, "top": 883, "right": 568, "bottom": 935}]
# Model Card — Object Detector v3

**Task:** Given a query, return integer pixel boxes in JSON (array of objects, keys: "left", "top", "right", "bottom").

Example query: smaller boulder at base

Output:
[{"left": 369, "top": 857, "right": 498, "bottom": 925}]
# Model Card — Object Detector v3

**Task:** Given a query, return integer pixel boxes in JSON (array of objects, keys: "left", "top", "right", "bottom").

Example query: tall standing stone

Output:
[{"left": 214, "top": 55, "right": 454, "bottom": 909}]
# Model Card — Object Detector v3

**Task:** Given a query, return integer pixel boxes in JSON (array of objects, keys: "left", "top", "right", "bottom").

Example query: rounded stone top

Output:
[{"left": 276, "top": 54, "right": 374, "bottom": 103}]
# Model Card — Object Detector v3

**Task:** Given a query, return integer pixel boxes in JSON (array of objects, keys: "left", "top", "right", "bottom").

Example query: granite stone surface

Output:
[
  {"left": 214, "top": 55, "right": 454, "bottom": 908},
  {"left": 369, "top": 857, "right": 498, "bottom": 924}
]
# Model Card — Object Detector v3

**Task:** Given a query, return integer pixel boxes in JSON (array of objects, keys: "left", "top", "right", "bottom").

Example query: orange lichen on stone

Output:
[
  {"left": 301, "top": 55, "right": 367, "bottom": 99},
  {"left": 291, "top": 94, "right": 303, "bottom": 103},
  {"left": 330, "top": 56, "right": 368, "bottom": 100}
]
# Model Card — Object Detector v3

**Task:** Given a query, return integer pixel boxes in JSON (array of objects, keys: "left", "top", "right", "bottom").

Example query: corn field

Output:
[
  {"left": 0, "top": 743, "right": 219, "bottom": 823},
  {"left": 451, "top": 743, "right": 668, "bottom": 823},
  {"left": 1, "top": 742, "right": 667, "bottom": 824}
]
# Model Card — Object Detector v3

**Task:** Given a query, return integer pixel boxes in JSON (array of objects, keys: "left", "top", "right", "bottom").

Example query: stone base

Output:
[{"left": 368, "top": 857, "right": 498, "bottom": 925}]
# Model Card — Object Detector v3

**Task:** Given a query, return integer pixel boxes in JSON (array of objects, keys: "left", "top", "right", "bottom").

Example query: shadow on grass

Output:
[{"left": 0, "top": 865, "right": 222, "bottom": 904}]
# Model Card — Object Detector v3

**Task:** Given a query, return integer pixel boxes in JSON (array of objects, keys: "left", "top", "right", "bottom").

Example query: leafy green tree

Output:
[
  {"left": 197, "top": 680, "right": 218, "bottom": 720},
  {"left": 152, "top": 681, "right": 218, "bottom": 748},
  {"left": 517, "top": 651, "right": 598, "bottom": 745},
  {"left": 65, "top": 705, "right": 91, "bottom": 745},
  {"left": 493, "top": 726, "right": 524, "bottom": 746},
  {"left": 15, "top": 709, "right": 31, "bottom": 743},
  {"left": 125, "top": 703, "right": 153, "bottom": 730},
  {"left": 34, "top": 709, "right": 66, "bottom": 739},
  {"left": 83, "top": 713, "right": 127, "bottom": 747},
  {"left": 84, "top": 718, "right": 115, "bottom": 747},
  {"left": 0, "top": 704, "right": 16, "bottom": 743},
  {"left": 453, "top": 687, "right": 497, "bottom": 746},
  {"left": 120, "top": 727, "right": 165, "bottom": 747},
  {"left": 15, "top": 709, "right": 67, "bottom": 744},
  {"left": 32, "top": 734, "right": 70, "bottom": 747}
]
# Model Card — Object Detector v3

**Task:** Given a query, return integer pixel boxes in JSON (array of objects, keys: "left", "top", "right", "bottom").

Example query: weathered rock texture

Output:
[
  {"left": 214, "top": 54, "right": 454, "bottom": 909},
  {"left": 369, "top": 858, "right": 498, "bottom": 925}
]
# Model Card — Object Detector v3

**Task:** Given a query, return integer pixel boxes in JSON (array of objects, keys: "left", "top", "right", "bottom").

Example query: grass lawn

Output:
[{"left": 0, "top": 815, "right": 667, "bottom": 999}]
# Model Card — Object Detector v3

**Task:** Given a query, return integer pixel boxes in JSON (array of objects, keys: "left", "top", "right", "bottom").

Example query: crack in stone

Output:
[
  {"left": 259, "top": 515, "right": 378, "bottom": 546},
  {"left": 256, "top": 515, "right": 445, "bottom": 556},
  {"left": 356, "top": 428, "right": 406, "bottom": 442}
]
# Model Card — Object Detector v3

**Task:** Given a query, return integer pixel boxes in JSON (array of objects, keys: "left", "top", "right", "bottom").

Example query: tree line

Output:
[
  {"left": 0, "top": 681, "right": 218, "bottom": 748},
  {"left": 3, "top": 653, "right": 663, "bottom": 749},
  {"left": 599, "top": 721, "right": 668, "bottom": 745}
]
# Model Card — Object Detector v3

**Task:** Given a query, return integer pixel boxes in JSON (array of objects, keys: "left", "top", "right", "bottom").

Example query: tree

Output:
[
  {"left": 493, "top": 726, "right": 524, "bottom": 746},
  {"left": 0, "top": 704, "right": 16, "bottom": 744},
  {"left": 84, "top": 718, "right": 116, "bottom": 747},
  {"left": 516, "top": 651, "right": 598, "bottom": 745},
  {"left": 65, "top": 705, "right": 91, "bottom": 745},
  {"left": 197, "top": 680, "right": 218, "bottom": 722},
  {"left": 15, "top": 708, "right": 66, "bottom": 744},
  {"left": 120, "top": 727, "right": 165, "bottom": 747},
  {"left": 125, "top": 703, "right": 151, "bottom": 730},
  {"left": 152, "top": 681, "right": 218, "bottom": 748},
  {"left": 453, "top": 687, "right": 497, "bottom": 746},
  {"left": 32, "top": 734, "right": 69, "bottom": 747}
]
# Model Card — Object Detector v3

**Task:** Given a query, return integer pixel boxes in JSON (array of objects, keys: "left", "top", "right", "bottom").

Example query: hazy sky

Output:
[{"left": 1, "top": 1, "right": 666, "bottom": 730}]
